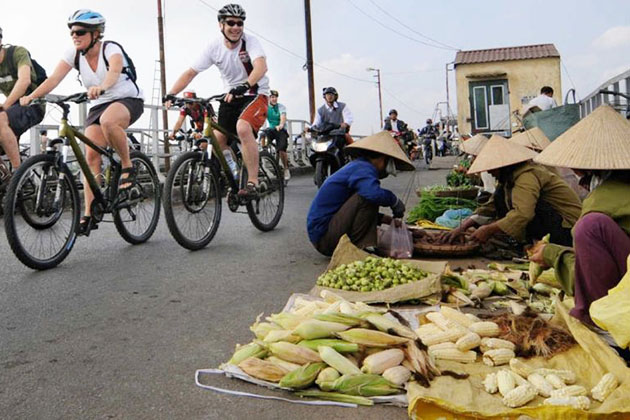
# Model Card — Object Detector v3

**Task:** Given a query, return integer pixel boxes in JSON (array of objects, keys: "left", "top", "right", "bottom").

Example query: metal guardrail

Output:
[{"left": 579, "top": 68, "right": 630, "bottom": 118}]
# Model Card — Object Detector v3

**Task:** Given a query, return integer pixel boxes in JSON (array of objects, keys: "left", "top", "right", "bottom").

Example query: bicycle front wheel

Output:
[
  {"left": 163, "top": 151, "right": 222, "bottom": 250},
  {"left": 4, "top": 154, "right": 80, "bottom": 270},
  {"left": 246, "top": 150, "right": 284, "bottom": 231},
  {"left": 113, "top": 151, "right": 161, "bottom": 244}
]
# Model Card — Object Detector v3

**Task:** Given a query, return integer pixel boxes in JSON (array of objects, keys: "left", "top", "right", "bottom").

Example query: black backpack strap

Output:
[
  {"left": 239, "top": 39, "right": 258, "bottom": 95},
  {"left": 101, "top": 41, "right": 139, "bottom": 95},
  {"left": 5, "top": 46, "right": 17, "bottom": 78}
]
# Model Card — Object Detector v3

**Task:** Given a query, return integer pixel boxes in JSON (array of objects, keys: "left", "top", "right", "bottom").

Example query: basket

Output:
[{"left": 413, "top": 241, "right": 480, "bottom": 257}]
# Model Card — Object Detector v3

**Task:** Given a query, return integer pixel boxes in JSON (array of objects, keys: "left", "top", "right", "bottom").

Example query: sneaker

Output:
[
  {"left": 284, "top": 168, "right": 291, "bottom": 181},
  {"left": 237, "top": 181, "right": 259, "bottom": 200}
]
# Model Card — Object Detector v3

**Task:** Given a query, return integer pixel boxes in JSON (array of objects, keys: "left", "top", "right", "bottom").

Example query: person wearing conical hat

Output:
[
  {"left": 529, "top": 105, "right": 630, "bottom": 326},
  {"left": 442, "top": 135, "right": 582, "bottom": 246},
  {"left": 307, "top": 131, "right": 414, "bottom": 256}
]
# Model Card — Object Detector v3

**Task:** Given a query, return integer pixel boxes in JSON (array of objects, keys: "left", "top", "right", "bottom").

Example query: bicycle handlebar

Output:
[
  {"left": 164, "top": 93, "right": 227, "bottom": 108},
  {"left": 31, "top": 91, "right": 106, "bottom": 106}
]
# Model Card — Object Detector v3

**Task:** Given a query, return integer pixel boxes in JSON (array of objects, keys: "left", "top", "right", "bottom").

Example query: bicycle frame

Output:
[{"left": 200, "top": 113, "right": 242, "bottom": 191}]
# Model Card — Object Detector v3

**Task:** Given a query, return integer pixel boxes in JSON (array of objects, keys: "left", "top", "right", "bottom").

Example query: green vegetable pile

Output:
[
  {"left": 406, "top": 193, "right": 477, "bottom": 223},
  {"left": 316, "top": 257, "right": 428, "bottom": 292},
  {"left": 422, "top": 184, "right": 476, "bottom": 193}
]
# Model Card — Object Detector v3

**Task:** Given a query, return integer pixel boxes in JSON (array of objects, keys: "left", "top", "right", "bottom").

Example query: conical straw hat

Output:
[
  {"left": 346, "top": 131, "right": 415, "bottom": 171},
  {"left": 468, "top": 134, "right": 538, "bottom": 174},
  {"left": 460, "top": 134, "right": 489, "bottom": 156},
  {"left": 510, "top": 127, "right": 551, "bottom": 151},
  {"left": 535, "top": 104, "right": 630, "bottom": 170}
]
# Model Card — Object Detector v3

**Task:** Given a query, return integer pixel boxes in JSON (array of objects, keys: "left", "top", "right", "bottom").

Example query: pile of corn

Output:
[
  {"left": 225, "top": 291, "right": 438, "bottom": 406},
  {"left": 316, "top": 257, "right": 428, "bottom": 292},
  {"left": 483, "top": 359, "right": 620, "bottom": 409}
]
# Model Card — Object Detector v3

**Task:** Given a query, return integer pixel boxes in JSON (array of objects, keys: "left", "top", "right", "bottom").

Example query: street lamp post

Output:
[{"left": 367, "top": 68, "right": 383, "bottom": 128}]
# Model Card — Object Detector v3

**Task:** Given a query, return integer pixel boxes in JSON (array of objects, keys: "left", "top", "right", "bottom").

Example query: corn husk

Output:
[
  {"left": 318, "top": 345, "right": 362, "bottom": 376},
  {"left": 297, "top": 339, "right": 359, "bottom": 353},
  {"left": 313, "top": 313, "right": 367, "bottom": 327},
  {"left": 295, "top": 390, "right": 374, "bottom": 406},
  {"left": 266, "top": 356, "right": 302, "bottom": 373},
  {"left": 361, "top": 348, "right": 405, "bottom": 374},
  {"left": 293, "top": 319, "right": 350, "bottom": 340},
  {"left": 279, "top": 362, "right": 327, "bottom": 389},
  {"left": 269, "top": 342, "right": 322, "bottom": 364},
  {"left": 238, "top": 357, "right": 287, "bottom": 382},
  {"left": 228, "top": 342, "right": 267, "bottom": 365},
  {"left": 263, "top": 330, "right": 302, "bottom": 343},
  {"left": 362, "top": 313, "right": 417, "bottom": 339},
  {"left": 336, "top": 328, "right": 410, "bottom": 347},
  {"left": 528, "top": 234, "right": 550, "bottom": 284},
  {"left": 268, "top": 313, "right": 307, "bottom": 330},
  {"left": 329, "top": 374, "right": 403, "bottom": 396},
  {"left": 316, "top": 367, "right": 341, "bottom": 391}
]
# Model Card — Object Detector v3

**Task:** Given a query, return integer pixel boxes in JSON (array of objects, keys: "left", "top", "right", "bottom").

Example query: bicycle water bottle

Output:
[{"left": 223, "top": 150, "right": 239, "bottom": 181}]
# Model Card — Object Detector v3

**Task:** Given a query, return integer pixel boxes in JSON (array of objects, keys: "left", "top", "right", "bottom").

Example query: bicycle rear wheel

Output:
[
  {"left": 246, "top": 150, "right": 284, "bottom": 231},
  {"left": 163, "top": 151, "right": 222, "bottom": 250},
  {"left": 4, "top": 154, "right": 80, "bottom": 270},
  {"left": 113, "top": 151, "right": 161, "bottom": 244}
]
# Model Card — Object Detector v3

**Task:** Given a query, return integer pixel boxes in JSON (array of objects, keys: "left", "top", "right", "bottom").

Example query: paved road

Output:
[{"left": 0, "top": 164, "right": 448, "bottom": 420}]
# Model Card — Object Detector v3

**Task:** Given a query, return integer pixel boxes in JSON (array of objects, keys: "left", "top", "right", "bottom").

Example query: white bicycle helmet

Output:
[
  {"left": 67, "top": 9, "right": 106, "bottom": 30},
  {"left": 217, "top": 4, "right": 246, "bottom": 21}
]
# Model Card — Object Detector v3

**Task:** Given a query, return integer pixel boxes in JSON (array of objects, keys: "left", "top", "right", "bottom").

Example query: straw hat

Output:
[
  {"left": 460, "top": 134, "right": 489, "bottom": 156},
  {"left": 510, "top": 127, "right": 551, "bottom": 151},
  {"left": 535, "top": 104, "right": 630, "bottom": 170},
  {"left": 346, "top": 131, "right": 415, "bottom": 171},
  {"left": 468, "top": 134, "right": 538, "bottom": 174}
]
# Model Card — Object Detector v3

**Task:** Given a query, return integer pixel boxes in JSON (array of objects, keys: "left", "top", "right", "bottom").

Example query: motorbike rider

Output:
[
  {"left": 169, "top": 90, "right": 205, "bottom": 142},
  {"left": 383, "top": 109, "right": 413, "bottom": 151},
  {"left": 418, "top": 118, "right": 438, "bottom": 139},
  {"left": 310, "top": 86, "right": 353, "bottom": 160},
  {"left": 307, "top": 131, "right": 414, "bottom": 256}
]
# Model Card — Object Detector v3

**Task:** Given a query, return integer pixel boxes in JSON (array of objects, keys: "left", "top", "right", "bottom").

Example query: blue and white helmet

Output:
[{"left": 67, "top": 9, "right": 106, "bottom": 31}]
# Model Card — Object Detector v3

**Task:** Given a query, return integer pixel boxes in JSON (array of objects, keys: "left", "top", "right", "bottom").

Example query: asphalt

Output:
[{"left": 0, "top": 163, "right": 449, "bottom": 420}]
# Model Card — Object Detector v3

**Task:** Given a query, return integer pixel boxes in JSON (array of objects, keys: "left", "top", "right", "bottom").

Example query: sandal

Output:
[
  {"left": 117, "top": 167, "right": 140, "bottom": 204},
  {"left": 78, "top": 215, "right": 98, "bottom": 236},
  {"left": 237, "top": 181, "right": 259, "bottom": 201}
]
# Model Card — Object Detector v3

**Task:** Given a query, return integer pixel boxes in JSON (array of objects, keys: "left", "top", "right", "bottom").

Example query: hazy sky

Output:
[{"left": 3, "top": 0, "right": 630, "bottom": 135}]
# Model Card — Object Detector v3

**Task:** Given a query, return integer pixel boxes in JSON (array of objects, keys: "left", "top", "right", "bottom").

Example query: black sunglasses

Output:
[
  {"left": 224, "top": 20, "right": 244, "bottom": 27},
  {"left": 70, "top": 30, "right": 89, "bottom": 36}
]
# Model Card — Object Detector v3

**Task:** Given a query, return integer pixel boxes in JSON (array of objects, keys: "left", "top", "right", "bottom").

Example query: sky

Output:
[{"left": 3, "top": 0, "right": 630, "bottom": 136}]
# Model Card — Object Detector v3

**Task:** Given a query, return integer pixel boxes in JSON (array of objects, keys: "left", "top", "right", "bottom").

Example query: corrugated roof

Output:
[{"left": 455, "top": 44, "right": 560, "bottom": 66}]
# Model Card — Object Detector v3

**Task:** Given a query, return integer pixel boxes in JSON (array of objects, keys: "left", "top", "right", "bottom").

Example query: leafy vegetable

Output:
[{"left": 407, "top": 193, "right": 477, "bottom": 223}]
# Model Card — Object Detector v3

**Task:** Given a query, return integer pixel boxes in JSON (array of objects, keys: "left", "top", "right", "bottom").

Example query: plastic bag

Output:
[
  {"left": 590, "top": 254, "right": 630, "bottom": 349},
  {"left": 378, "top": 220, "right": 413, "bottom": 259}
]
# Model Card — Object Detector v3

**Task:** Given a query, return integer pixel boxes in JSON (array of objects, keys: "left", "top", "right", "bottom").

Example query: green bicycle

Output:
[
  {"left": 3, "top": 93, "right": 161, "bottom": 270},
  {"left": 162, "top": 94, "right": 284, "bottom": 250}
]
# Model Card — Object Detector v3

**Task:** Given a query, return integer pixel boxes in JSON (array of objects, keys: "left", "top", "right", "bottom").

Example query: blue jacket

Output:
[{"left": 307, "top": 158, "right": 398, "bottom": 244}]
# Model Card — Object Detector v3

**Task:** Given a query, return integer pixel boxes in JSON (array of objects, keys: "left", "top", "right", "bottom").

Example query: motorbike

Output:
[
  {"left": 420, "top": 134, "right": 435, "bottom": 165},
  {"left": 308, "top": 122, "right": 347, "bottom": 188},
  {"left": 389, "top": 129, "right": 418, "bottom": 160}
]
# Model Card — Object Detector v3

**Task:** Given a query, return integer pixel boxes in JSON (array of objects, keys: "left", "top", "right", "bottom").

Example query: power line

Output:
[
  {"left": 195, "top": 0, "right": 373, "bottom": 83},
  {"left": 381, "top": 68, "right": 443, "bottom": 75},
  {"left": 367, "top": 0, "right": 459, "bottom": 51},
  {"left": 346, "top": 0, "right": 457, "bottom": 51},
  {"left": 561, "top": 59, "right": 580, "bottom": 102},
  {"left": 382, "top": 87, "right": 424, "bottom": 116}
]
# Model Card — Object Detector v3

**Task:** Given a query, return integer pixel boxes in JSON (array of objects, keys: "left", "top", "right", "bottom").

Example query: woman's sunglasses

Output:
[
  {"left": 70, "top": 30, "right": 90, "bottom": 37},
  {"left": 224, "top": 20, "right": 244, "bottom": 27}
]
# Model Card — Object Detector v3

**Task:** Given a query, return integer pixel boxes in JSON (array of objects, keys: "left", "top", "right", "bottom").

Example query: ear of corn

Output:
[
  {"left": 469, "top": 321, "right": 500, "bottom": 337},
  {"left": 238, "top": 357, "right": 288, "bottom": 382},
  {"left": 482, "top": 348, "right": 515, "bottom": 366},
  {"left": 483, "top": 372, "right": 498, "bottom": 394},
  {"left": 533, "top": 368, "right": 576, "bottom": 384},
  {"left": 591, "top": 373, "right": 618, "bottom": 402},
  {"left": 510, "top": 358, "right": 533, "bottom": 378},
  {"left": 382, "top": 365, "right": 412, "bottom": 386},
  {"left": 318, "top": 345, "right": 362, "bottom": 376},
  {"left": 430, "top": 347, "right": 477, "bottom": 363},
  {"left": 465, "top": 313, "right": 481, "bottom": 323},
  {"left": 426, "top": 312, "right": 461, "bottom": 331},
  {"left": 471, "top": 283, "right": 493, "bottom": 300},
  {"left": 527, "top": 373, "right": 554, "bottom": 397},
  {"left": 297, "top": 339, "right": 359, "bottom": 353},
  {"left": 266, "top": 356, "right": 302, "bottom": 373},
  {"left": 480, "top": 337, "right": 516, "bottom": 353},
  {"left": 335, "top": 328, "right": 410, "bottom": 347},
  {"left": 292, "top": 319, "right": 350, "bottom": 340},
  {"left": 497, "top": 369, "right": 516, "bottom": 397},
  {"left": 330, "top": 374, "right": 402, "bottom": 396},
  {"left": 415, "top": 323, "right": 444, "bottom": 341},
  {"left": 313, "top": 313, "right": 366, "bottom": 327},
  {"left": 428, "top": 342, "right": 457, "bottom": 354},
  {"left": 503, "top": 384, "right": 537, "bottom": 408},
  {"left": 545, "top": 374, "right": 566, "bottom": 389},
  {"left": 361, "top": 348, "right": 405, "bottom": 374},
  {"left": 279, "top": 362, "right": 327, "bottom": 389},
  {"left": 250, "top": 321, "right": 283, "bottom": 340},
  {"left": 263, "top": 330, "right": 302, "bottom": 343},
  {"left": 269, "top": 342, "right": 322, "bottom": 364},
  {"left": 295, "top": 390, "right": 374, "bottom": 406},
  {"left": 363, "top": 313, "right": 417, "bottom": 339},
  {"left": 456, "top": 332, "right": 481, "bottom": 351},
  {"left": 544, "top": 396, "right": 591, "bottom": 410},
  {"left": 440, "top": 306, "right": 475, "bottom": 327},
  {"left": 550, "top": 385, "right": 587, "bottom": 398},
  {"left": 316, "top": 367, "right": 340, "bottom": 391},
  {"left": 268, "top": 313, "right": 307, "bottom": 330},
  {"left": 228, "top": 342, "right": 267, "bottom": 365},
  {"left": 507, "top": 370, "right": 528, "bottom": 387},
  {"left": 418, "top": 325, "right": 468, "bottom": 346},
  {"left": 528, "top": 234, "right": 550, "bottom": 284}
]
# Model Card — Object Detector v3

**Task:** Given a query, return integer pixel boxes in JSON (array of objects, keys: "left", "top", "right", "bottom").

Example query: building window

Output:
[{"left": 469, "top": 80, "right": 510, "bottom": 134}]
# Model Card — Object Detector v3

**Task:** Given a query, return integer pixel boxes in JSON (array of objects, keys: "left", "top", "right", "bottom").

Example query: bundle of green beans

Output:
[{"left": 407, "top": 193, "right": 478, "bottom": 223}]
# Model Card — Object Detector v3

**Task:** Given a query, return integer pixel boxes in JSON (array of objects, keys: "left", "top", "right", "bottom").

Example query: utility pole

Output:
[
  {"left": 304, "top": 0, "right": 316, "bottom": 123},
  {"left": 445, "top": 61, "right": 454, "bottom": 130},
  {"left": 157, "top": 0, "right": 170, "bottom": 170},
  {"left": 367, "top": 68, "right": 383, "bottom": 127}
]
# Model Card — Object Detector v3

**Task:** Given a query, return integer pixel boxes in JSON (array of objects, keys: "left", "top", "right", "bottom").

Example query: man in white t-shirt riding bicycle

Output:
[{"left": 166, "top": 3, "right": 269, "bottom": 200}]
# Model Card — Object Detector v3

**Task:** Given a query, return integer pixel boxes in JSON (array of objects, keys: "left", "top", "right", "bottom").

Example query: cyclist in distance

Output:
[
  {"left": 169, "top": 90, "right": 205, "bottom": 141},
  {"left": 20, "top": 9, "right": 144, "bottom": 234},
  {"left": 165, "top": 3, "right": 270, "bottom": 200},
  {"left": 265, "top": 89, "right": 290, "bottom": 181},
  {"left": 311, "top": 86, "right": 353, "bottom": 158}
]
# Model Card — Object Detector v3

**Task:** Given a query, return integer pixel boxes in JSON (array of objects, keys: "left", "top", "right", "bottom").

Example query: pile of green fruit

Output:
[{"left": 316, "top": 257, "right": 428, "bottom": 292}]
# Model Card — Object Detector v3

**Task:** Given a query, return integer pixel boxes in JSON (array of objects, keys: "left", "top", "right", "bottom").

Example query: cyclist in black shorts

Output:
[
  {"left": 169, "top": 90, "right": 205, "bottom": 141},
  {"left": 264, "top": 89, "right": 290, "bottom": 181}
]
